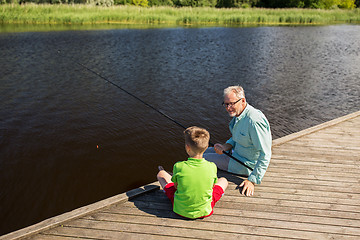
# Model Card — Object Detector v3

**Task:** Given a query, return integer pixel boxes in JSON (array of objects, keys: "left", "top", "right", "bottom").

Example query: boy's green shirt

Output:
[{"left": 171, "top": 157, "right": 218, "bottom": 219}]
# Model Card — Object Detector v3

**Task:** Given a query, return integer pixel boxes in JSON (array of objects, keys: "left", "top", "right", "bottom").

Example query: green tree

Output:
[
  {"left": 338, "top": 0, "right": 356, "bottom": 8},
  {"left": 323, "top": 0, "right": 340, "bottom": 8},
  {"left": 132, "top": 0, "right": 148, "bottom": 6}
]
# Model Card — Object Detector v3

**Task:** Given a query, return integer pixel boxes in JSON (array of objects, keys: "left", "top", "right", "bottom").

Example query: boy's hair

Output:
[
  {"left": 224, "top": 85, "right": 245, "bottom": 99},
  {"left": 184, "top": 126, "right": 210, "bottom": 154}
]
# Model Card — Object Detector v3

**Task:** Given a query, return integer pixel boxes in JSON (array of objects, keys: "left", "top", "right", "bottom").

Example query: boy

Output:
[{"left": 157, "top": 126, "right": 228, "bottom": 219}]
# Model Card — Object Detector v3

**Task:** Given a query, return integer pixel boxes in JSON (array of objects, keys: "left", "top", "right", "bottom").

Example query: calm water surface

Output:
[{"left": 0, "top": 25, "right": 359, "bottom": 235}]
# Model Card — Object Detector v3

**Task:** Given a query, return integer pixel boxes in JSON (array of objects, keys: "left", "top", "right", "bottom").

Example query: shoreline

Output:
[{"left": 1, "top": 4, "right": 360, "bottom": 32}]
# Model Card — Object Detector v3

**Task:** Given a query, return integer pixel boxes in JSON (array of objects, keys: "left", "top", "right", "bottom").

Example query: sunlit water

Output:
[{"left": 0, "top": 25, "right": 359, "bottom": 235}]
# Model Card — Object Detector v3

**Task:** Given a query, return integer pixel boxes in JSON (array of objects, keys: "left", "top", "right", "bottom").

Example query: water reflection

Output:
[{"left": 0, "top": 25, "right": 359, "bottom": 235}]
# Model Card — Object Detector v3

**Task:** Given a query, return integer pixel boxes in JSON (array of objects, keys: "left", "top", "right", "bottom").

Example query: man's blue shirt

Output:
[{"left": 226, "top": 104, "right": 272, "bottom": 184}]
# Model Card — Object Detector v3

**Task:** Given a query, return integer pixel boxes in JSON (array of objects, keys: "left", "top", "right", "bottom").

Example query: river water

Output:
[{"left": 0, "top": 25, "right": 359, "bottom": 235}]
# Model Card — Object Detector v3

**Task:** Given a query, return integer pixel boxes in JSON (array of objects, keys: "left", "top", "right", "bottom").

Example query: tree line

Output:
[{"left": 2, "top": 0, "right": 358, "bottom": 9}]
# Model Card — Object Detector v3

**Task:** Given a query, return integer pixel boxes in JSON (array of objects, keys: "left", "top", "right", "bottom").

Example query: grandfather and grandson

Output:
[{"left": 157, "top": 85, "right": 271, "bottom": 218}]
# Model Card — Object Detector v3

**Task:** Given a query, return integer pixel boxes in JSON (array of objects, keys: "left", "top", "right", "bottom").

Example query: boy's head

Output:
[{"left": 184, "top": 126, "right": 210, "bottom": 155}]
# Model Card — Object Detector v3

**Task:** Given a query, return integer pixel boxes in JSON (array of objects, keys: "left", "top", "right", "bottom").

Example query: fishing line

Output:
[{"left": 57, "top": 50, "right": 254, "bottom": 172}]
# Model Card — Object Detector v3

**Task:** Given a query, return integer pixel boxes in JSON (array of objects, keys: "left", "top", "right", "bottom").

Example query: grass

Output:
[{"left": 1, "top": 4, "right": 360, "bottom": 28}]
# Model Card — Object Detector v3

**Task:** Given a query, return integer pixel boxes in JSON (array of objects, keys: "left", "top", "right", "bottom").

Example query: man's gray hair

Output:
[{"left": 224, "top": 86, "right": 245, "bottom": 99}]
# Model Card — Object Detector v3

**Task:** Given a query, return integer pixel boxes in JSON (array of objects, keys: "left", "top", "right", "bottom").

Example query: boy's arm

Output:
[
  {"left": 212, "top": 165, "right": 218, "bottom": 187},
  {"left": 171, "top": 163, "right": 179, "bottom": 189}
]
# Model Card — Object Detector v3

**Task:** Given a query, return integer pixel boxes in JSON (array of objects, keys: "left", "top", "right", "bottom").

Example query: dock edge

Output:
[{"left": 272, "top": 110, "right": 360, "bottom": 147}]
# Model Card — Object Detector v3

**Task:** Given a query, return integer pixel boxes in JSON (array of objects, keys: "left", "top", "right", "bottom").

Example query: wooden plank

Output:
[
  {"left": 267, "top": 162, "right": 359, "bottom": 174},
  {"left": 269, "top": 158, "right": 359, "bottom": 169},
  {"left": 263, "top": 169, "right": 359, "bottom": 181},
  {"left": 260, "top": 176, "right": 359, "bottom": 188},
  {"left": 272, "top": 111, "right": 360, "bottom": 147},
  {"left": 272, "top": 150, "right": 359, "bottom": 161},
  {"left": 290, "top": 133, "right": 360, "bottom": 143},
  {"left": 278, "top": 141, "right": 360, "bottom": 151},
  {"left": 227, "top": 189, "right": 360, "bottom": 206},
  {"left": 135, "top": 191, "right": 360, "bottom": 212},
  {"left": 283, "top": 138, "right": 360, "bottom": 149},
  {"left": 254, "top": 186, "right": 360, "bottom": 201},
  {"left": 221, "top": 170, "right": 359, "bottom": 186},
  {"left": 267, "top": 160, "right": 359, "bottom": 172},
  {"left": 85, "top": 211, "right": 360, "bottom": 236},
  {"left": 39, "top": 227, "right": 184, "bottom": 240},
  {"left": 294, "top": 130, "right": 360, "bottom": 138},
  {"left": 271, "top": 153, "right": 358, "bottom": 164},
  {"left": 316, "top": 127, "right": 360, "bottom": 135},
  {"left": 107, "top": 204, "right": 360, "bottom": 228},
  {"left": 272, "top": 145, "right": 360, "bottom": 157},
  {"left": 45, "top": 219, "right": 280, "bottom": 240},
  {"left": 60, "top": 216, "right": 359, "bottom": 240},
  {"left": 27, "top": 234, "right": 88, "bottom": 240},
  {"left": 139, "top": 186, "right": 360, "bottom": 206},
  {"left": 122, "top": 198, "right": 360, "bottom": 220},
  {"left": 221, "top": 196, "right": 360, "bottom": 213}
]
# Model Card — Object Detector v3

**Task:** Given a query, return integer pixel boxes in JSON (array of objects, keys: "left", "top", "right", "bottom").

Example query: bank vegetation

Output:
[{"left": 1, "top": 4, "right": 359, "bottom": 27}]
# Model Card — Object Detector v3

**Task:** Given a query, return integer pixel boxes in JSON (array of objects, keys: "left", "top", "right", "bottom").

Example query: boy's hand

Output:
[{"left": 239, "top": 180, "right": 254, "bottom": 197}]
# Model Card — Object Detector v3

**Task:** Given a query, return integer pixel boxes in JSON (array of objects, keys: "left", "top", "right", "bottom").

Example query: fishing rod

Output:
[{"left": 57, "top": 50, "right": 254, "bottom": 172}]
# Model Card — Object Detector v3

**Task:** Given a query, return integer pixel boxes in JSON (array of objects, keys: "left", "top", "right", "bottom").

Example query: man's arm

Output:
[
  {"left": 240, "top": 117, "right": 271, "bottom": 197},
  {"left": 247, "top": 119, "right": 272, "bottom": 185}
]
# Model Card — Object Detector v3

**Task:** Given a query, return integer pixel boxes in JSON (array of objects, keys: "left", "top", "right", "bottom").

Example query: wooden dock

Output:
[{"left": 2, "top": 111, "right": 360, "bottom": 240}]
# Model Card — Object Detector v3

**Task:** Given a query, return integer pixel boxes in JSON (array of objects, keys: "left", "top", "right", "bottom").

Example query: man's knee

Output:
[
  {"left": 204, "top": 147, "right": 216, "bottom": 154},
  {"left": 205, "top": 156, "right": 229, "bottom": 172}
]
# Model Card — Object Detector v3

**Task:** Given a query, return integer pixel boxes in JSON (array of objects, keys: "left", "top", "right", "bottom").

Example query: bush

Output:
[
  {"left": 173, "top": 0, "right": 193, "bottom": 6},
  {"left": 87, "top": 0, "right": 114, "bottom": 6},
  {"left": 198, "top": 0, "right": 215, "bottom": 6},
  {"left": 148, "top": 0, "right": 174, "bottom": 6},
  {"left": 114, "top": 0, "right": 131, "bottom": 4},
  {"left": 216, "top": 0, "right": 259, "bottom": 8}
]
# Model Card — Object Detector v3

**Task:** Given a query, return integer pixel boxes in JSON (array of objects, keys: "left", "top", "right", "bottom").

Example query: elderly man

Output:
[{"left": 204, "top": 86, "right": 272, "bottom": 196}]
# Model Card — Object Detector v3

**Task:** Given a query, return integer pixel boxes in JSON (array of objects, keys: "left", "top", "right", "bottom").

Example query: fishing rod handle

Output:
[{"left": 209, "top": 142, "right": 253, "bottom": 171}]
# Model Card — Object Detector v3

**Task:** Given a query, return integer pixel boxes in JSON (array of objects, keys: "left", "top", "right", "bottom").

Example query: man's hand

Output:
[
  {"left": 239, "top": 179, "right": 255, "bottom": 196},
  {"left": 214, "top": 143, "right": 226, "bottom": 154},
  {"left": 214, "top": 143, "right": 232, "bottom": 155}
]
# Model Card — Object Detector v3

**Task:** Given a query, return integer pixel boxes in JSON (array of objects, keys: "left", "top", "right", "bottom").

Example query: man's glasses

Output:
[{"left": 222, "top": 98, "right": 242, "bottom": 108}]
